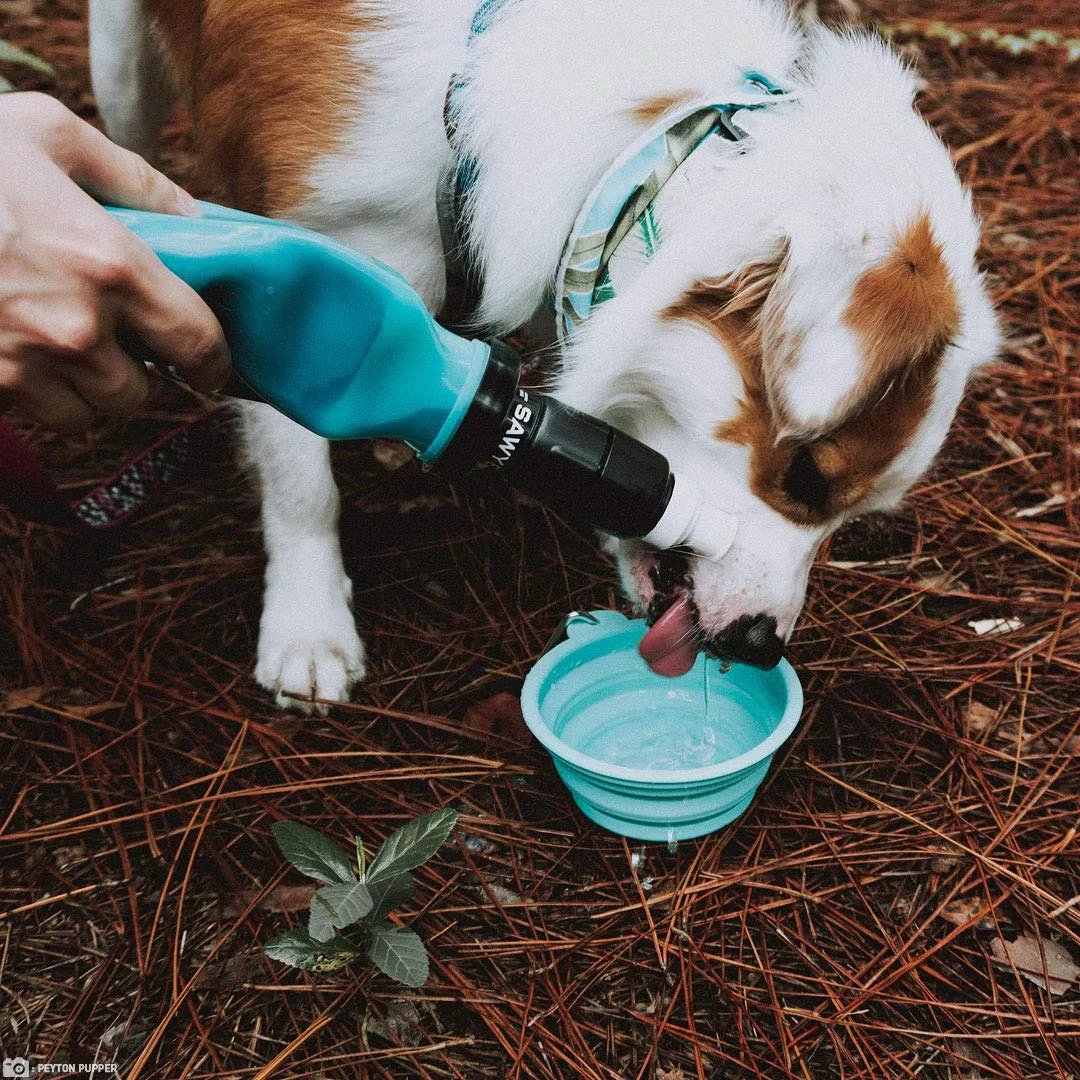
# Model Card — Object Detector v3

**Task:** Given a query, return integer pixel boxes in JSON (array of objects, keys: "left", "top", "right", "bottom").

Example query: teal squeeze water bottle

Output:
[{"left": 108, "top": 201, "right": 737, "bottom": 558}]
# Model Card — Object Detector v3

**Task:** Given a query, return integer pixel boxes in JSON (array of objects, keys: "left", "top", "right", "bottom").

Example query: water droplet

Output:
[{"left": 666, "top": 827, "right": 677, "bottom": 854}]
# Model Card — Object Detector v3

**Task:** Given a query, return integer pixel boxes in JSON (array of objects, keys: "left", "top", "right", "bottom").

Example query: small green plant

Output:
[
  {"left": 0, "top": 41, "right": 55, "bottom": 93},
  {"left": 263, "top": 809, "right": 458, "bottom": 987}
]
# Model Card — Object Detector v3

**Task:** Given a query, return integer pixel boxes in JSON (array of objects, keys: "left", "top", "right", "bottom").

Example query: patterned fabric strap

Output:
[
  {"left": 0, "top": 410, "right": 226, "bottom": 531},
  {"left": 554, "top": 79, "right": 788, "bottom": 342},
  {"left": 469, "top": 0, "right": 520, "bottom": 35},
  {"left": 439, "top": 0, "right": 525, "bottom": 326},
  {"left": 440, "top": 0, "right": 790, "bottom": 335},
  {"left": 72, "top": 410, "right": 228, "bottom": 528}
]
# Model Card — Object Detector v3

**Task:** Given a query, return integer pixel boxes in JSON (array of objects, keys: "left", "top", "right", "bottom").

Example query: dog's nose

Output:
[{"left": 702, "top": 614, "right": 784, "bottom": 669}]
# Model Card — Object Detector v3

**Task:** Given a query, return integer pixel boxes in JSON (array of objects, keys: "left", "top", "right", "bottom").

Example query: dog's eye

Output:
[{"left": 783, "top": 446, "right": 829, "bottom": 513}]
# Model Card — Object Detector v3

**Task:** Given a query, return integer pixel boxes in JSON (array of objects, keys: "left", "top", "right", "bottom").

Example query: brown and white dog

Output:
[{"left": 89, "top": 0, "right": 1000, "bottom": 710}]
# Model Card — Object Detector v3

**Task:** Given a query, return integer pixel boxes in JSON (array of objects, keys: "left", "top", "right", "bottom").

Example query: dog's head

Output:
[{"left": 555, "top": 33, "right": 1000, "bottom": 673}]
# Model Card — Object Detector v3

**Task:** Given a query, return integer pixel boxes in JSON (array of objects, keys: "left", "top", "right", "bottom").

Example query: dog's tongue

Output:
[{"left": 639, "top": 595, "right": 697, "bottom": 677}]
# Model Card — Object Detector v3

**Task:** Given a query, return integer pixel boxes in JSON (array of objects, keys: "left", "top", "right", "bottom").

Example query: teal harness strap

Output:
[
  {"left": 438, "top": 1, "right": 523, "bottom": 325},
  {"left": 439, "top": 0, "right": 790, "bottom": 335},
  {"left": 554, "top": 74, "right": 787, "bottom": 342}
]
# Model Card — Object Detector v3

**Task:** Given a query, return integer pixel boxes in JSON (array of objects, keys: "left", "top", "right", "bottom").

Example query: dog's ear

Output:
[
  {"left": 661, "top": 242, "right": 788, "bottom": 397},
  {"left": 762, "top": 213, "right": 962, "bottom": 437},
  {"left": 681, "top": 241, "right": 789, "bottom": 332},
  {"left": 721, "top": 240, "right": 792, "bottom": 405},
  {"left": 716, "top": 246, "right": 788, "bottom": 320}
]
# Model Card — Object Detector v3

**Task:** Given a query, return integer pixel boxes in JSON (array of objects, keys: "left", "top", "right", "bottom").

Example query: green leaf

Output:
[
  {"left": 0, "top": 40, "right": 55, "bottom": 75},
  {"left": 316, "top": 880, "right": 373, "bottom": 928},
  {"left": 365, "top": 809, "right": 458, "bottom": 886},
  {"left": 308, "top": 892, "right": 337, "bottom": 943},
  {"left": 264, "top": 928, "right": 321, "bottom": 969},
  {"left": 271, "top": 821, "right": 357, "bottom": 885},
  {"left": 366, "top": 924, "right": 429, "bottom": 987},
  {"left": 367, "top": 871, "right": 415, "bottom": 923},
  {"left": 0, "top": 76, "right": 14, "bottom": 93},
  {"left": 355, "top": 836, "right": 366, "bottom": 878},
  {"left": 265, "top": 928, "right": 361, "bottom": 973}
]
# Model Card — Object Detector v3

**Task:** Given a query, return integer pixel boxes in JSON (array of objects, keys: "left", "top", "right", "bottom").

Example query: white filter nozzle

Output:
[{"left": 641, "top": 473, "right": 738, "bottom": 560}]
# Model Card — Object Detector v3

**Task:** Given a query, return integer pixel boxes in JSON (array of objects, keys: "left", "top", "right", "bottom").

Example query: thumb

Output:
[{"left": 49, "top": 103, "right": 200, "bottom": 216}]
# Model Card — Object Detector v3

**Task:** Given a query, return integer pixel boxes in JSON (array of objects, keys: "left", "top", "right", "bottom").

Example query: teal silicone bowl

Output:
[{"left": 521, "top": 610, "right": 803, "bottom": 842}]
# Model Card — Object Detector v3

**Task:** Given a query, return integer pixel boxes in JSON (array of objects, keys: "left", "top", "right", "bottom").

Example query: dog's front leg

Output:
[{"left": 239, "top": 402, "right": 365, "bottom": 714}]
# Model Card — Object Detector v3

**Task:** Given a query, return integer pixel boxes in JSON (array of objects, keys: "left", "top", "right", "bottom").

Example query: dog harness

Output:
[{"left": 439, "top": 0, "right": 790, "bottom": 337}]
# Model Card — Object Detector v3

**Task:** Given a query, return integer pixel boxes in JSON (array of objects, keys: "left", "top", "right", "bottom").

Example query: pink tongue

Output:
[{"left": 638, "top": 595, "right": 698, "bottom": 678}]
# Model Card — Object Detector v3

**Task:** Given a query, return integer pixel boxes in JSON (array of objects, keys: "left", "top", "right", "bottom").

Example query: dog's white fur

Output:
[{"left": 90, "top": 0, "right": 999, "bottom": 711}]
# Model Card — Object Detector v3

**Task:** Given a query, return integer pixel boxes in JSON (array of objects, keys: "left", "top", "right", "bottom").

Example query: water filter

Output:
[{"left": 109, "top": 201, "right": 737, "bottom": 558}]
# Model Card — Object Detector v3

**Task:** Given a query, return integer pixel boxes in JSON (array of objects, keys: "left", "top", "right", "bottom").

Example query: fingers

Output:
[
  {"left": 73, "top": 126, "right": 201, "bottom": 216},
  {"left": 4, "top": 212, "right": 230, "bottom": 401},
  {"left": 0, "top": 94, "right": 230, "bottom": 428},
  {"left": 26, "top": 92, "right": 200, "bottom": 217},
  {"left": 1, "top": 339, "right": 151, "bottom": 428},
  {"left": 64, "top": 340, "right": 152, "bottom": 416},
  {"left": 113, "top": 238, "right": 231, "bottom": 394},
  {"left": 0, "top": 356, "right": 95, "bottom": 433},
  {"left": 45, "top": 207, "right": 231, "bottom": 395}
]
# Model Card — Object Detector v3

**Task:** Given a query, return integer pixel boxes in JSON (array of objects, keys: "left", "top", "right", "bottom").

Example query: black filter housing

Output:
[{"left": 437, "top": 340, "right": 674, "bottom": 539}]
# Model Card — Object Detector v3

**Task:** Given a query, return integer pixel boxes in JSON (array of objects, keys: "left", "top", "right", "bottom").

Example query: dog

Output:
[{"left": 89, "top": 0, "right": 1000, "bottom": 710}]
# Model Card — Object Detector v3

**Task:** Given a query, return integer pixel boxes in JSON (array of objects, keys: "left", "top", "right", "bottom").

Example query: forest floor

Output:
[{"left": 0, "top": 0, "right": 1078, "bottom": 1077}]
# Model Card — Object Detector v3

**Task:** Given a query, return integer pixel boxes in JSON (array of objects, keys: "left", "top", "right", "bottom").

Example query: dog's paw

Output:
[{"left": 255, "top": 594, "right": 366, "bottom": 715}]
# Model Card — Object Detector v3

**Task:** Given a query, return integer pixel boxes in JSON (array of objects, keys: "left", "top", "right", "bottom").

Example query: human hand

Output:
[{"left": 0, "top": 92, "right": 230, "bottom": 432}]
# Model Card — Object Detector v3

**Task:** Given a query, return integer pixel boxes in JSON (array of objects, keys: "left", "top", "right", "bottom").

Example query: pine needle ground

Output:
[{"left": 1, "top": 1, "right": 1077, "bottom": 1076}]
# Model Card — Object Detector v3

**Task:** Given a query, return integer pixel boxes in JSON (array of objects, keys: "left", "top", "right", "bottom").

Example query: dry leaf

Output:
[
  {"left": 260, "top": 883, "right": 319, "bottom": 913},
  {"left": 224, "top": 882, "right": 317, "bottom": 918},
  {"left": 990, "top": 933, "right": 1079, "bottom": 995},
  {"left": 372, "top": 440, "right": 415, "bottom": 471},
  {"left": 658, "top": 1070, "right": 688, "bottom": 1080},
  {"left": 968, "top": 617, "right": 1023, "bottom": 637},
  {"left": 964, "top": 700, "right": 998, "bottom": 735},
  {"left": 63, "top": 702, "right": 123, "bottom": 719},
  {"left": 948, "top": 1037, "right": 990, "bottom": 1070},
  {"left": 462, "top": 692, "right": 529, "bottom": 742},
  {"left": 1, "top": 686, "right": 46, "bottom": 711},
  {"left": 478, "top": 880, "right": 522, "bottom": 906},
  {"left": 241, "top": 715, "right": 305, "bottom": 762},
  {"left": 940, "top": 896, "right": 990, "bottom": 927},
  {"left": 928, "top": 844, "right": 964, "bottom": 873},
  {"left": 931, "top": 853, "right": 962, "bottom": 874},
  {"left": 52, "top": 846, "right": 85, "bottom": 873},
  {"left": 366, "top": 999, "right": 423, "bottom": 1047},
  {"left": 916, "top": 570, "right": 968, "bottom": 591},
  {"left": 200, "top": 950, "right": 263, "bottom": 988}
]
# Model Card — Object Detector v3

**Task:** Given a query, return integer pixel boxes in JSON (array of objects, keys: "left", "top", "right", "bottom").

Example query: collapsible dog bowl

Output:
[{"left": 521, "top": 610, "right": 803, "bottom": 842}]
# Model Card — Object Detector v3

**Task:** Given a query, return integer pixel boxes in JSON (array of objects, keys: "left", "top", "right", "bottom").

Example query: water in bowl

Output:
[{"left": 555, "top": 666, "right": 770, "bottom": 773}]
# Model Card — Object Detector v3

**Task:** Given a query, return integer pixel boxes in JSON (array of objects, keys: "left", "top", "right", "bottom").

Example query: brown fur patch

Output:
[
  {"left": 631, "top": 92, "right": 696, "bottom": 126},
  {"left": 845, "top": 212, "right": 959, "bottom": 388},
  {"left": 664, "top": 258, "right": 944, "bottom": 527},
  {"left": 725, "top": 354, "right": 939, "bottom": 526},
  {"left": 146, "top": 1, "right": 199, "bottom": 87},
  {"left": 662, "top": 279, "right": 765, "bottom": 394},
  {"left": 148, "top": 0, "right": 379, "bottom": 215}
]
